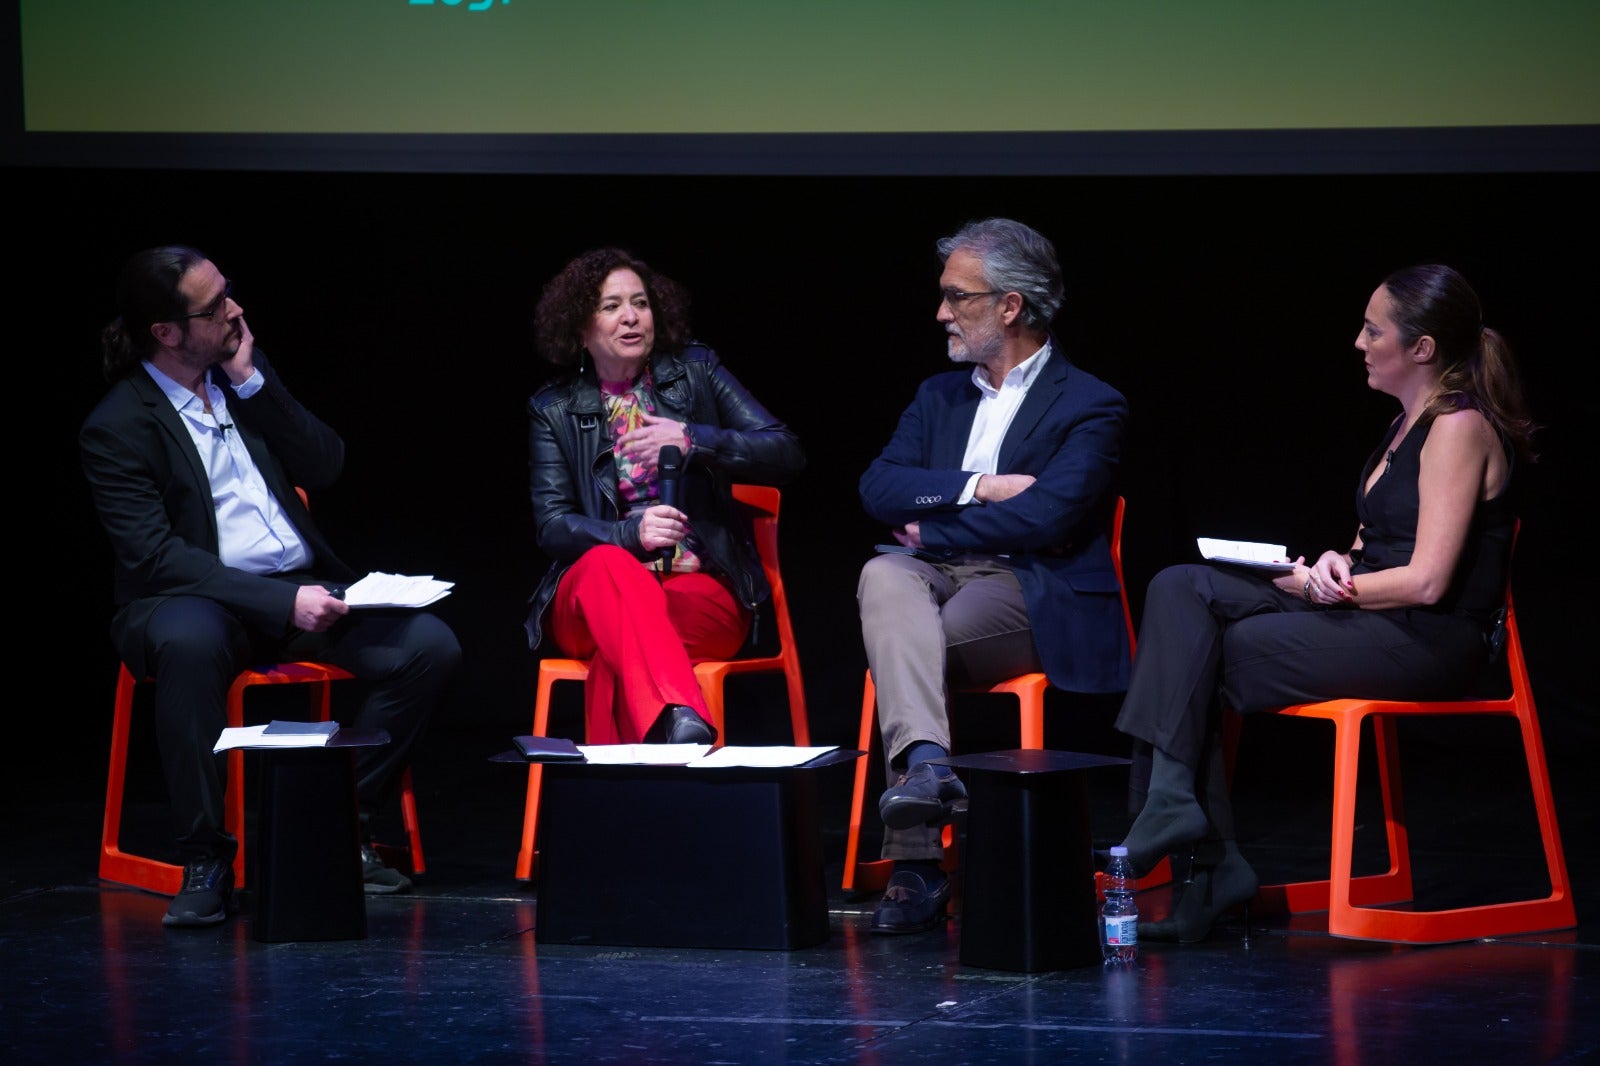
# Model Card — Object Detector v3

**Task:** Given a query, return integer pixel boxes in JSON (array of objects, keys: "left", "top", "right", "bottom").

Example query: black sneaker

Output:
[
  {"left": 361, "top": 842, "right": 413, "bottom": 894},
  {"left": 163, "top": 857, "right": 234, "bottom": 928}
]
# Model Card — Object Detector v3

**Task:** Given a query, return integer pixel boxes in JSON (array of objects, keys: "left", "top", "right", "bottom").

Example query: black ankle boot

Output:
[
  {"left": 1119, "top": 747, "right": 1208, "bottom": 877},
  {"left": 1140, "top": 841, "right": 1258, "bottom": 944}
]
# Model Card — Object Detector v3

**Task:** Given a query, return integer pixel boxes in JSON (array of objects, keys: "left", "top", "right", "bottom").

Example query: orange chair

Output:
[
  {"left": 841, "top": 497, "right": 1163, "bottom": 894},
  {"left": 1253, "top": 524, "right": 1576, "bottom": 943},
  {"left": 99, "top": 487, "right": 425, "bottom": 895},
  {"left": 100, "top": 662, "right": 426, "bottom": 894},
  {"left": 514, "top": 483, "right": 807, "bottom": 882}
]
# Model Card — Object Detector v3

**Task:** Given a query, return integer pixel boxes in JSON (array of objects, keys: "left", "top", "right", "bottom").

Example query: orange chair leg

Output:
[
  {"left": 990, "top": 673, "right": 1048, "bottom": 749},
  {"left": 691, "top": 656, "right": 810, "bottom": 748},
  {"left": 698, "top": 666, "right": 729, "bottom": 747},
  {"left": 399, "top": 768, "right": 425, "bottom": 876},
  {"left": 842, "top": 671, "right": 959, "bottom": 902},
  {"left": 1360, "top": 714, "right": 1413, "bottom": 904},
  {"left": 516, "top": 663, "right": 573, "bottom": 882},
  {"left": 1255, "top": 711, "right": 1414, "bottom": 916},
  {"left": 783, "top": 663, "right": 810, "bottom": 747},
  {"left": 100, "top": 668, "right": 188, "bottom": 895},
  {"left": 99, "top": 666, "right": 248, "bottom": 895},
  {"left": 515, "top": 764, "right": 544, "bottom": 884},
  {"left": 843, "top": 671, "right": 893, "bottom": 893},
  {"left": 1519, "top": 708, "right": 1577, "bottom": 921}
]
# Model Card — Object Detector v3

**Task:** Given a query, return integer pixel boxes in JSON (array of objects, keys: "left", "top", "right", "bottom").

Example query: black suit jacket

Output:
[
  {"left": 859, "top": 341, "right": 1131, "bottom": 694},
  {"left": 79, "top": 351, "right": 356, "bottom": 677}
]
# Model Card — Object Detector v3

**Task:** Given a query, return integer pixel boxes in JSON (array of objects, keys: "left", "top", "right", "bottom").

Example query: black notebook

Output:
[
  {"left": 261, "top": 719, "right": 339, "bottom": 739},
  {"left": 513, "top": 735, "right": 584, "bottom": 761}
]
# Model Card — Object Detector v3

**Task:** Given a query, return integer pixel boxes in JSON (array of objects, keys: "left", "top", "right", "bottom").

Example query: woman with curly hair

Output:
[
  {"left": 524, "top": 248, "right": 805, "bottom": 745},
  {"left": 1114, "top": 263, "right": 1537, "bottom": 944}
]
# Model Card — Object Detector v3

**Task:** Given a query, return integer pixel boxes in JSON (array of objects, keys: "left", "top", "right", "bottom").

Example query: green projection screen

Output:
[{"left": 7, "top": 1, "right": 1599, "bottom": 173}]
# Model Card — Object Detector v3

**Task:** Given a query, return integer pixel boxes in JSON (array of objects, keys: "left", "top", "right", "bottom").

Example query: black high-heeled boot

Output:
[
  {"left": 1119, "top": 746, "right": 1208, "bottom": 877},
  {"left": 1139, "top": 840, "right": 1258, "bottom": 943},
  {"left": 1142, "top": 742, "right": 1255, "bottom": 942}
]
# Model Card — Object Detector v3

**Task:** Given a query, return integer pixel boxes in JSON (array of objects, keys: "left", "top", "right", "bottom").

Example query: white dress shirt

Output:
[
  {"left": 958, "top": 341, "right": 1051, "bottom": 504},
  {"left": 144, "top": 362, "right": 313, "bottom": 574}
]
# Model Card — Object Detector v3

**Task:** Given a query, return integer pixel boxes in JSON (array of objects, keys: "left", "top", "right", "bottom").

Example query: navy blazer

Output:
[
  {"left": 79, "top": 351, "right": 356, "bottom": 678},
  {"left": 859, "top": 343, "right": 1131, "bottom": 693}
]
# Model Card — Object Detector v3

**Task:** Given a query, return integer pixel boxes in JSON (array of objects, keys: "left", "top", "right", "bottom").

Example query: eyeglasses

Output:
[
  {"left": 173, "top": 281, "right": 232, "bottom": 322},
  {"left": 940, "top": 287, "right": 1003, "bottom": 307}
]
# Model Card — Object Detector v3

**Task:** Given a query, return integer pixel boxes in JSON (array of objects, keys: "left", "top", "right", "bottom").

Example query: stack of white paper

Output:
[
  {"left": 343, "top": 572, "right": 455, "bottom": 608},
  {"left": 578, "top": 744, "right": 711, "bottom": 765},
  {"left": 1196, "top": 538, "right": 1294, "bottom": 573},
  {"left": 691, "top": 745, "right": 839, "bottom": 768},
  {"left": 214, "top": 724, "right": 335, "bottom": 752},
  {"left": 572, "top": 744, "right": 839, "bottom": 768}
]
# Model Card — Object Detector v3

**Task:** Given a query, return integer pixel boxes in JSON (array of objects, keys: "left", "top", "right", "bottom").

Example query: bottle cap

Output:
[{"left": 1109, "top": 845, "right": 1129, "bottom": 857}]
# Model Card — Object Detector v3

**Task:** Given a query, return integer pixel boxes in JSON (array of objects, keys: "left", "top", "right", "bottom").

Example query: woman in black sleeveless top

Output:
[{"left": 1113, "top": 264, "right": 1538, "bottom": 944}]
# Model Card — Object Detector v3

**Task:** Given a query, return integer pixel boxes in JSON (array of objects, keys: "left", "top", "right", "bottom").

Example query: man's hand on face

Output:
[{"left": 218, "top": 315, "right": 255, "bottom": 385}]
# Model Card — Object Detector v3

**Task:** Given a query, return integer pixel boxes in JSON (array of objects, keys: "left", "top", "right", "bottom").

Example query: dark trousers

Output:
[
  {"left": 143, "top": 593, "right": 461, "bottom": 861},
  {"left": 1115, "top": 563, "right": 1488, "bottom": 773}
]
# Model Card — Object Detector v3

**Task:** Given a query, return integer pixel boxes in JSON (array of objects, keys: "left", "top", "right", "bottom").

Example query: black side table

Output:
[
  {"left": 933, "top": 749, "right": 1128, "bottom": 972},
  {"left": 503, "top": 748, "right": 861, "bottom": 950},
  {"left": 250, "top": 728, "right": 390, "bottom": 943}
]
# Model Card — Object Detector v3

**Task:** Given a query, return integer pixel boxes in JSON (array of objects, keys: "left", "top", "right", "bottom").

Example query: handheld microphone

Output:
[{"left": 657, "top": 445, "right": 683, "bottom": 573}]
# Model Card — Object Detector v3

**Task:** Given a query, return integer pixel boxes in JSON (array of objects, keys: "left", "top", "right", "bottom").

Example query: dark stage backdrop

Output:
[{"left": 21, "top": 167, "right": 1599, "bottom": 782}]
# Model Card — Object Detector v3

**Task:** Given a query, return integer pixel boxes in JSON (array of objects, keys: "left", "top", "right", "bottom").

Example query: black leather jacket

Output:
[{"left": 524, "top": 344, "right": 805, "bottom": 650}]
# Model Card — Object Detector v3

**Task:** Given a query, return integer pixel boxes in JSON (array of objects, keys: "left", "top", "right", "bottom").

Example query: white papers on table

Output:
[
  {"left": 690, "top": 745, "right": 839, "bottom": 768},
  {"left": 1196, "top": 538, "right": 1295, "bottom": 573},
  {"left": 342, "top": 572, "right": 455, "bottom": 608},
  {"left": 214, "top": 724, "right": 335, "bottom": 753},
  {"left": 573, "top": 744, "right": 840, "bottom": 768},
  {"left": 578, "top": 744, "right": 711, "bottom": 765}
]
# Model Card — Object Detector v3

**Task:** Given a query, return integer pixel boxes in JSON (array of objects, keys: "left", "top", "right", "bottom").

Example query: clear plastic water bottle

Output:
[{"left": 1100, "top": 844, "right": 1138, "bottom": 964}]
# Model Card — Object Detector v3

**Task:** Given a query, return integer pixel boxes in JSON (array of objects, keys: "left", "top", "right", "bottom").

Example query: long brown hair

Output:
[{"left": 1383, "top": 264, "right": 1538, "bottom": 462}]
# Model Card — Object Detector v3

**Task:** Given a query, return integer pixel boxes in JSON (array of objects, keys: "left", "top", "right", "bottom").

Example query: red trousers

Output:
[{"left": 549, "top": 545, "right": 749, "bottom": 743}]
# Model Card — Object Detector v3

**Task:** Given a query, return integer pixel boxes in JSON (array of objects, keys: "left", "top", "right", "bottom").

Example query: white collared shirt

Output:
[
  {"left": 958, "top": 341, "right": 1051, "bottom": 504},
  {"left": 144, "top": 362, "right": 313, "bottom": 574}
]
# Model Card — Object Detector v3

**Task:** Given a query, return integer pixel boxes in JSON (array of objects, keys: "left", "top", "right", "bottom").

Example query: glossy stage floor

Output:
[{"left": 4, "top": 698, "right": 1597, "bottom": 1065}]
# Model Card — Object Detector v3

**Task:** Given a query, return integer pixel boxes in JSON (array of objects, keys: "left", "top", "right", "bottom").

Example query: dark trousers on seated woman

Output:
[
  {"left": 1116, "top": 562, "right": 1491, "bottom": 776},
  {"left": 550, "top": 544, "right": 749, "bottom": 744}
]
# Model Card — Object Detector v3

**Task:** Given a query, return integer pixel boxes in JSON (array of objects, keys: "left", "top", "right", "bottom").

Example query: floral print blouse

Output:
[{"left": 601, "top": 370, "right": 702, "bottom": 574}]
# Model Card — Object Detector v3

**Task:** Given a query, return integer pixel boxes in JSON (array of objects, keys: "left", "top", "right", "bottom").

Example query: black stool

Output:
[
  {"left": 514, "top": 750, "right": 861, "bottom": 950},
  {"left": 251, "top": 729, "right": 389, "bottom": 943},
  {"left": 934, "top": 749, "right": 1128, "bottom": 972}
]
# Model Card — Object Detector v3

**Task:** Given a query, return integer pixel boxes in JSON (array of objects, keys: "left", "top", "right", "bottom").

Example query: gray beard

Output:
[{"left": 947, "top": 334, "right": 999, "bottom": 366}]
